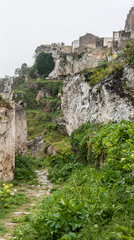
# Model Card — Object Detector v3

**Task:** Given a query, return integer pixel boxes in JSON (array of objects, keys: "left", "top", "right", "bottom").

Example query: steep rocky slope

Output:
[{"left": 62, "top": 65, "right": 134, "bottom": 135}]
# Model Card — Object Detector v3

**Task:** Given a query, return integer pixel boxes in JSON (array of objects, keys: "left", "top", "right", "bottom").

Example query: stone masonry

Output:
[
  {"left": 0, "top": 102, "right": 15, "bottom": 181},
  {"left": 0, "top": 78, "right": 27, "bottom": 181}
]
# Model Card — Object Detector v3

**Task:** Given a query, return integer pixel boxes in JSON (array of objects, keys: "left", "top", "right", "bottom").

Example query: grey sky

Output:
[{"left": 0, "top": 0, "right": 133, "bottom": 77}]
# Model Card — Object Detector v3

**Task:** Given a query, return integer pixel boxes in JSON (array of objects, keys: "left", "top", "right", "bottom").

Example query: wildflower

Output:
[{"left": 121, "top": 158, "right": 125, "bottom": 162}]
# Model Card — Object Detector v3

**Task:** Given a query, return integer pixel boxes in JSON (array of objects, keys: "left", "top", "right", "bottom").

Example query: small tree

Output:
[{"left": 36, "top": 52, "right": 55, "bottom": 77}]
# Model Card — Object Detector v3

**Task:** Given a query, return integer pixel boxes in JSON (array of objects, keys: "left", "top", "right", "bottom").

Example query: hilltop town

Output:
[{"left": 36, "top": 7, "right": 134, "bottom": 55}]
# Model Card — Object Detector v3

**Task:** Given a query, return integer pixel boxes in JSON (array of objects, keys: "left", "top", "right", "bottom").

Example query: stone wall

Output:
[
  {"left": 15, "top": 104, "right": 27, "bottom": 155},
  {"left": 62, "top": 66, "right": 134, "bottom": 135},
  {"left": 0, "top": 102, "right": 15, "bottom": 181},
  {"left": 79, "top": 33, "right": 99, "bottom": 48},
  {"left": 0, "top": 78, "right": 27, "bottom": 181}
]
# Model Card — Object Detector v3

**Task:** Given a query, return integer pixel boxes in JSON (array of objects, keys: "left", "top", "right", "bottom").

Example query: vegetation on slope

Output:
[
  {"left": 12, "top": 76, "right": 71, "bottom": 154},
  {"left": 83, "top": 41, "right": 134, "bottom": 87},
  {"left": 0, "top": 96, "right": 12, "bottom": 109},
  {"left": 13, "top": 120, "right": 134, "bottom": 240}
]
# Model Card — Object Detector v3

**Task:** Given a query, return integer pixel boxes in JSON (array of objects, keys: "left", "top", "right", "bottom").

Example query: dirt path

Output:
[{"left": 0, "top": 169, "right": 53, "bottom": 240}]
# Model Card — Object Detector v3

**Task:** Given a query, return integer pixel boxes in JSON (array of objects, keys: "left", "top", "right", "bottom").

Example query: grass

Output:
[
  {"left": 83, "top": 59, "right": 125, "bottom": 87},
  {"left": 0, "top": 96, "right": 12, "bottom": 109},
  {"left": 0, "top": 192, "right": 28, "bottom": 220}
]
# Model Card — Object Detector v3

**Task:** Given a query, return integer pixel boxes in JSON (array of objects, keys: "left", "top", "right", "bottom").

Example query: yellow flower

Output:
[
  {"left": 6, "top": 190, "right": 11, "bottom": 193},
  {"left": 121, "top": 158, "right": 125, "bottom": 162}
]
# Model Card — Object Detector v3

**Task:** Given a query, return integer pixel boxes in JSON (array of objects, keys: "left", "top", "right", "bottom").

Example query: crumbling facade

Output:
[
  {"left": 15, "top": 104, "right": 27, "bottom": 156},
  {"left": 113, "top": 7, "right": 134, "bottom": 49},
  {"left": 0, "top": 78, "right": 27, "bottom": 181},
  {"left": 0, "top": 102, "right": 15, "bottom": 181}
]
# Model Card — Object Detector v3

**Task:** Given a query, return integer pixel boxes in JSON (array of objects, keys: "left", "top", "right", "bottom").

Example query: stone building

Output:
[
  {"left": 113, "top": 7, "right": 134, "bottom": 49},
  {"left": 72, "top": 34, "right": 113, "bottom": 53},
  {"left": 96, "top": 37, "right": 113, "bottom": 48}
]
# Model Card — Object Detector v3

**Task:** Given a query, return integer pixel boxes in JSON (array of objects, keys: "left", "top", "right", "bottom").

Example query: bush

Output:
[
  {"left": 47, "top": 153, "right": 82, "bottom": 184},
  {"left": 36, "top": 52, "right": 55, "bottom": 77},
  {"left": 14, "top": 155, "right": 37, "bottom": 184},
  {"left": 83, "top": 60, "right": 125, "bottom": 86},
  {"left": 0, "top": 96, "right": 12, "bottom": 109},
  {"left": 0, "top": 183, "right": 13, "bottom": 208}
]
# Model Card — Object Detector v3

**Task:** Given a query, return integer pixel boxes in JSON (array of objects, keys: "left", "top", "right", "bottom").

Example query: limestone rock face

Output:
[
  {"left": 47, "top": 145, "right": 56, "bottom": 156},
  {"left": 0, "top": 103, "right": 15, "bottom": 181},
  {"left": 62, "top": 66, "right": 134, "bottom": 135},
  {"left": 35, "top": 44, "right": 110, "bottom": 79},
  {"left": 49, "top": 48, "right": 109, "bottom": 79},
  {"left": 0, "top": 77, "right": 13, "bottom": 100},
  {"left": 27, "top": 136, "right": 45, "bottom": 158},
  {"left": 15, "top": 104, "right": 27, "bottom": 155}
]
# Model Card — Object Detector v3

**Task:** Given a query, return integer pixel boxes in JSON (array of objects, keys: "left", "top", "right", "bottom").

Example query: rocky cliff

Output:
[
  {"left": 62, "top": 65, "right": 134, "bottom": 135},
  {"left": 35, "top": 44, "right": 110, "bottom": 79}
]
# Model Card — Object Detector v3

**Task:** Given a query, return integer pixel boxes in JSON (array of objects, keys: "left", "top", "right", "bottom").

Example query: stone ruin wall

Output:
[
  {"left": 0, "top": 78, "right": 27, "bottom": 181},
  {"left": 0, "top": 102, "right": 15, "bottom": 181},
  {"left": 15, "top": 104, "right": 27, "bottom": 156}
]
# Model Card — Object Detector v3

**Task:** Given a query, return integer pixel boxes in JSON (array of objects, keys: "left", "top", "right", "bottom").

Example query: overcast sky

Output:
[{"left": 0, "top": 0, "right": 133, "bottom": 77}]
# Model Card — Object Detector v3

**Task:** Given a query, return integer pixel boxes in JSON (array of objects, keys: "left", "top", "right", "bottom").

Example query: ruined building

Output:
[
  {"left": 72, "top": 34, "right": 113, "bottom": 53},
  {"left": 0, "top": 78, "right": 27, "bottom": 181},
  {"left": 113, "top": 7, "right": 134, "bottom": 49}
]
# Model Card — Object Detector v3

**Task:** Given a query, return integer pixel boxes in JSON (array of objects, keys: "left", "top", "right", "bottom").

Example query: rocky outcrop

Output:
[
  {"left": 27, "top": 136, "right": 45, "bottom": 158},
  {"left": 36, "top": 89, "right": 51, "bottom": 103},
  {"left": 0, "top": 102, "right": 15, "bottom": 181},
  {"left": 0, "top": 77, "right": 13, "bottom": 100},
  {"left": 47, "top": 145, "right": 56, "bottom": 156},
  {"left": 56, "top": 117, "right": 66, "bottom": 133},
  {"left": 35, "top": 44, "right": 110, "bottom": 79},
  {"left": 62, "top": 66, "right": 134, "bottom": 135},
  {"left": 15, "top": 104, "right": 27, "bottom": 155},
  {"left": 49, "top": 48, "right": 109, "bottom": 79}
]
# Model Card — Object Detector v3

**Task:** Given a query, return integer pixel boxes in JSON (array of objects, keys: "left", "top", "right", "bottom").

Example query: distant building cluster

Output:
[{"left": 72, "top": 7, "right": 134, "bottom": 53}]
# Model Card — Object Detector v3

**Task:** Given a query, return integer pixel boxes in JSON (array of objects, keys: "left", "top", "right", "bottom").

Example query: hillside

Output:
[{"left": 0, "top": 41, "right": 134, "bottom": 240}]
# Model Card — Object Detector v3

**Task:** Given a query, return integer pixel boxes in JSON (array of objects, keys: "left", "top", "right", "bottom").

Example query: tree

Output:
[{"left": 36, "top": 52, "right": 55, "bottom": 77}]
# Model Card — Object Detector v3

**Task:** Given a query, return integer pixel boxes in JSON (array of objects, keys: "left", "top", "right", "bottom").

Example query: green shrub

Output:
[
  {"left": 122, "top": 41, "right": 134, "bottom": 65},
  {"left": 0, "top": 96, "right": 12, "bottom": 109},
  {"left": 83, "top": 60, "right": 125, "bottom": 86},
  {"left": 14, "top": 155, "right": 37, "bottom": 184},
  {"left": 29, "top": 64, "right": 37, "bottom": 78},
  {"left": 46, "top": 123, "right": 57, "bottom": 131},
  {"left": 36, "top": 52, "right": 55, "bottom": 77},
  {"left": 47, "top": 153, "right": 82, "bottom": 184}
]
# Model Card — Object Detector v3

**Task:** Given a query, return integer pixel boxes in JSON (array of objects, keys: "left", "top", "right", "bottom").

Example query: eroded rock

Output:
[
  {"left": 27, "top": 136, "right": 45, "bottom": 157},
  {"left": 62, "top": 66, "right": 134, "bottom": 135}
]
